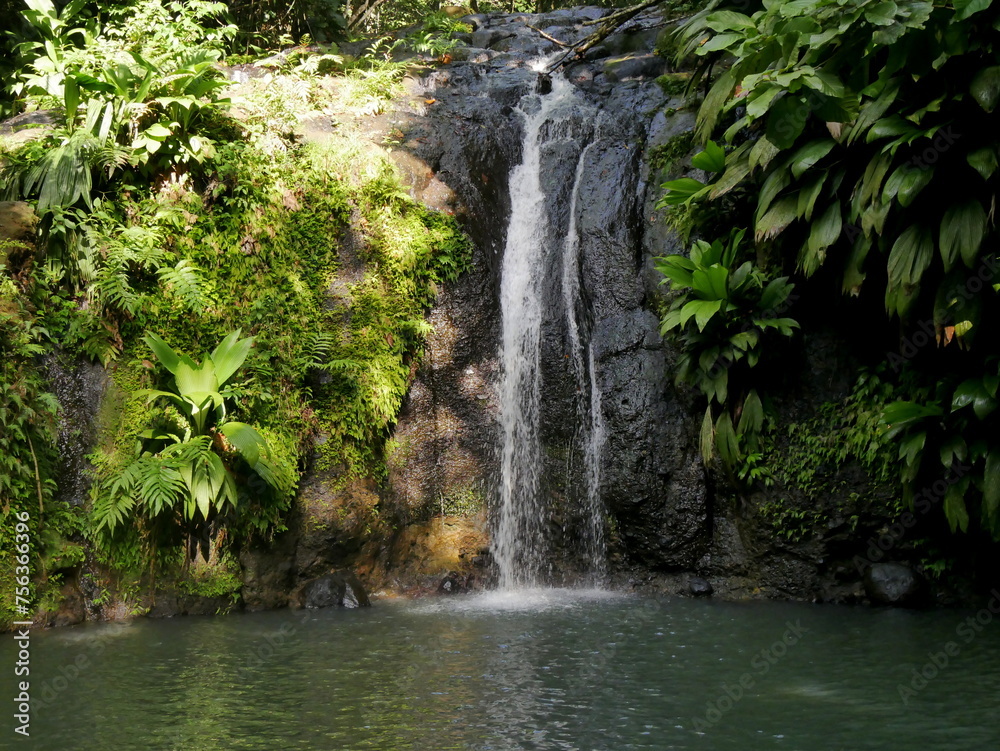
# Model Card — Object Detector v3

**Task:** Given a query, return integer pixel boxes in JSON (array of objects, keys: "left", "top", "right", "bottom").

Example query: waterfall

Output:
[
  {"left": 560, "top": 142, "right": 606, "bottom": 584},
  {"left": 493, "top": 69, "right": 606, "bottom": 590}
]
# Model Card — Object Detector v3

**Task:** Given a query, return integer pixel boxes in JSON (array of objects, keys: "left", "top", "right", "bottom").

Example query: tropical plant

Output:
[
  {"left": 671, "top": 0, "right": 1000, "bottom": 322},
  {"left": 0, "top": 266, "right": 58, "bottom": 516},
  {"left": 93, "top": 330, "right": 289, "bottom": 556},
  {"left": 655, "top": 227, "right": 798, "bottom": 468},
  {"left": 666, "top": 0, "right": 1000, "bottom": 535},
  {"left": 4, "top": 0, "right": 233, "bottom": 286},
  {"left": 882, "top": 360, "right": 1000, "bottom": 538}
]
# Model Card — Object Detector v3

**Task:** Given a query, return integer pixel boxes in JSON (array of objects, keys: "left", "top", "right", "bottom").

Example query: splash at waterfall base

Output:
[{"left": 9, "top": 6, "right": 988, "bottom": 628}]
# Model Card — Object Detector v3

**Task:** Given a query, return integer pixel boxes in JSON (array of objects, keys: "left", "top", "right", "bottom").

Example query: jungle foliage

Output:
[
  {"left": 0, "top": 0, "right": 471, "bottom": 625},
  {"left": 657, "top": 0, "right": 1000, "bottom": 541}
]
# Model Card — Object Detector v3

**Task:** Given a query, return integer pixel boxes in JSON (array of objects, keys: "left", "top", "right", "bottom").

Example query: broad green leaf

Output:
[
  {"left": 801, "top": 201, "right": 842, "bottom": 276},
  {"left": 967, "top": 146, "right": 998, "bottom": 181},
  {"left": 174, "top": 360, "right": 219, "bottom": 399},
  {"left": 709, "top": 145, "right": 752, "bottom": 198},
  {"left": 971, "top": 66, "right": 1000, "bottom": 112},
  {"left": 705, "top": 10, "right": 755, "bottom": 31},
  {"left": 681, "top": 299, "right": 724, "bottom": 331},
  {"left": 729, "top": 261, "right": 752, "bottom": 291},
  {"left": 796, "top": 171, "right": 828, "bottom": 220},
  {"left": 660, "top": 177, "right": 708, "bottom": 205},
  {"left": 692, "top": 265, "right": 729, "bottom": 299},
  {"left": 766, "top": 95, "right": 809, "bottom": 150},
  {"left": 143, "top": 122, "right": 173, "bottom": 139},
  {"left": 715, "top": 411, "right": 740, "bottom": 465},
  {"left": 867, "top": 115, "right": 919, "bottom": 142},
  {"left": 760, "top": 277, "right": 794, "bottom": 311},
  {"left": 940, "top": 200, "right": 986, "bottom": 271},
  {"left": 886, "top": 225, "right": 933, "bottom": 308},
  {"left": 211, "top": 330, "right": 253, "bottom": 386},
  {"left": 882, "top": 164, "right": 933, "bottom": 207},
  {"left": 749, "top": 136, "right": 781, "bottom": 171},
  {"left": 729, "top": 330, "right": 760, "bottom": 351},
  {"left": 691, "top": 140, "right": 726, "bottom": 173},
  {"left": 790, "top": 139, "right": 835, "bottom": 178},
  {"left": 951, "top": 378, "right": 998, "bottom": 418},
  {"left": 746, "top": 85, "right": 783, "bottom": 119},
  {"left": 144, "top": 333, "right": 182, "bottom": 374},
  {"left": 219, "top": 421, "right": 265, "bottom": 466},
  {"left": 955, "top": 0, "right": 992, "bottom": 21},
  {"left": 881, "top": 401, "right": 942, "bottom": 437},
  {"left": 842, "top": 234, "right": 872, "bottom": 296},
  {"left": 848, "top": 80, "right": 900, "bottom": 145},
  {"left": 700, "top": 33, "right": 743, "bottom": 52},
  {"left": 754, "top": 317, "right": 799, "bottom": 336},
  {"left": 700, "top": 406, "right": 715, "bottom": 464},
  {"left": 940, "top": 435, "right": 968, "bottom": 468},
  {"left": 738, "top": 390, "right": 764, "bottom": 434},
  {"left": 865, "top": 0, "right": 898, "bottom": 25},
  {"left": 756, "top": 196, "right": 799, "bottom": 242},
  {"left": 655, "top": 256, "right": 696, "bottom": 288},
  {"left": 696, "top": 69, "right": 735, "bottom": 142},
  {"left": 944, "top": 479, "right": 970, "bottom": 533},
  {"left": 900, "top": 431, "right": 926, "bottom": 465},
  {"left": 856, "top": 153, "right": 892, "bottom": 206},
  {"left": 756, "top": 169, "right": 792, "bottom": 220}
]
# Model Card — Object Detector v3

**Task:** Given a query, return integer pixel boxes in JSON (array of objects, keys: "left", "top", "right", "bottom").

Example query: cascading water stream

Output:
[
  {"left": 493, "top": 68, "right": 607, "bottom": 590},
  {"left": 560, "top": 141, "right": 607, "bottom": 584}
]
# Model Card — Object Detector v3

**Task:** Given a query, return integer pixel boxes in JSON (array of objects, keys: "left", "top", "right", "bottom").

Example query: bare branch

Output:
[{"left": 523, "top": 22, "right": 573, "bottom": 49}]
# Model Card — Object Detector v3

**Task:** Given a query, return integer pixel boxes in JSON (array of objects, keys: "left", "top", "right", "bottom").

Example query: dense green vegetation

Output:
[
  {"left": 0, "top": 0, "right": 472, "bottom": 626},
  {"left": 655, "top": 0, "right": 1000, "bottom": 550}
]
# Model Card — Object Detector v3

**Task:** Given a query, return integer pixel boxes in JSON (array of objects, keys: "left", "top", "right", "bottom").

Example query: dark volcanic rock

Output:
[
  {"left": 864, "top": 563, "right": 925, "bottom": 607},
  {"left": 689, "top": 577, "right": 713, "bottom": 597},
  {"left": 297, "top": 571, "right": 372, "bottom": 609}
]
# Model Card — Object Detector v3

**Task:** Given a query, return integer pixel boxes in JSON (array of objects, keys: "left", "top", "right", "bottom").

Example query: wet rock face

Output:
[
  {"left": 0, "top": 201, "right": 38, "bottom": 270},
  {"left": 369, "top": 7, "right": 713, "bottom": 579},
  {"left": 45, "top": 355, "right": 112, "bottom": 508}
]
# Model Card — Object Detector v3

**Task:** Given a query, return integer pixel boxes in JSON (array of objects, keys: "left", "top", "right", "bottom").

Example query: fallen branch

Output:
[
  {"left": 524, "top": 22, "right": 573, "bottom": 49},
  {"left": 544, "top": 0, "right": 684, "bottom": 72}
]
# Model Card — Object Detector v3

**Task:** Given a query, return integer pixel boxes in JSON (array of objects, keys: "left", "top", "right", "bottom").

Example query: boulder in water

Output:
[
  {"left": 689, "top": 577, "right": 713, "bottom": 597},
  {"left": 438, "top": 570, "right": 477, "bottom": 594},
  {"left": 864, "top": 562, "right": 924, "bottom": 606},
  {"left": 297, "top": 571, "right": 371, "bottom": 609}
]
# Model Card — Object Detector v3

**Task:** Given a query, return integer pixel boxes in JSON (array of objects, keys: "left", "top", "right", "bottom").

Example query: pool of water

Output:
[{"left": 4, "top": 590, "right": 1000, "bottom": 750}]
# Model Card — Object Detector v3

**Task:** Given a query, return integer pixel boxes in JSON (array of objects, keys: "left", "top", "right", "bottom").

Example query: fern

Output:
[
  {"left": 158, "top": 259, "right": 204, "bottom": 310},
  {"left": 137, "top": 457, "right": 186, "bottom": 516}
]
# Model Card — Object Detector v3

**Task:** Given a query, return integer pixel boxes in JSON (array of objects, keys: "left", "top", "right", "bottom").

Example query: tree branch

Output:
[{"left": 544, "top": 0, "right": 678, "bottom": 72}]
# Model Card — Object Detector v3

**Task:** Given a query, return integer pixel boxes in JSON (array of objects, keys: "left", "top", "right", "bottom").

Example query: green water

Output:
[{"left": 4, "top": 589, "right": 1000, "bottom": 750}]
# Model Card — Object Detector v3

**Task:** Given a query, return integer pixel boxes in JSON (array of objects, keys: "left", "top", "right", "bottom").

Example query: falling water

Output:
[
  {"left": 494, "top": 69, "right": 607, "bottom": 590},
  {"left": 560, "top": 142, "right": 607, "bottom": 584}
]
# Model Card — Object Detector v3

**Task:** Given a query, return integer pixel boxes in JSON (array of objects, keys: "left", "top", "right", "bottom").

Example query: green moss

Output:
[
  {"left": 655, "top": 72, "right": 691, "bottom": 100},
  {"left": 1, "top": 47, "right": 475, "bottom": 611},
  {"left": 750, "top": 369, "right": 902, "bottom": 539},
  {"left": 437, "top": 484, "right": 485, "bottom": 517},
  {"left": 177, "top": 557, "right": 242, "bottom": 605},
  {"left": 647, "top": 131, "right": 695, "bottom": 174}
]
